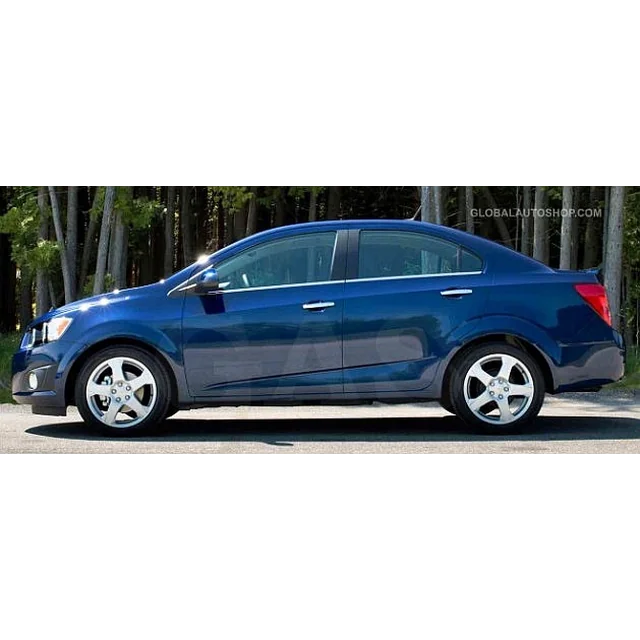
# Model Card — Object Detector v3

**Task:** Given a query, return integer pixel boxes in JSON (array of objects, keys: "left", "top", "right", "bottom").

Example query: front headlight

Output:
[{"left": 44, "top": 316, "right": 73, "bottom": 342}]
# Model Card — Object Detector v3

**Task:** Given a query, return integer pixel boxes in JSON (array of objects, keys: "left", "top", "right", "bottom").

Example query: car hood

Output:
[{"left": 28, "top": 282, "right": 165, "bottom": 328}]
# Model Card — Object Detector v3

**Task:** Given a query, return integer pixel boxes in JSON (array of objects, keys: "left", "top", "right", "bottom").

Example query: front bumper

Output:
[{"left": 11, "top": 340, "right": 79, "bottom": 416}]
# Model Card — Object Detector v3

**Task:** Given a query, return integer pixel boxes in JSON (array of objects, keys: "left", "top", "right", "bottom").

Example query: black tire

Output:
[
  {"left": 166, "top": 406, "right": 179, "bottom": 418},
  {"left": 439, "top": 397, "right": 455, "bottom": 415},
  {"left": 448, "top": 342, "right": 545, "bottom": 434},
  {"left": 75, "top": 346, "right": 173, "bottom": 436}
]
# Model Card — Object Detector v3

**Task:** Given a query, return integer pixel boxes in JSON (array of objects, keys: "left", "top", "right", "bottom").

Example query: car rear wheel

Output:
[
  {"left": 449, "top": 343, "right": 545, "bottom": 433},
  {"left": 75, "top": 346, "right": 172, "bottom": 436}
]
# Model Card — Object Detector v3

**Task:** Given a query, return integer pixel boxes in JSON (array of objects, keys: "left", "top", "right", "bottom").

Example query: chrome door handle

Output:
[
  {"left": 440, "top": 289, "right": 473, "bottom": 297},
  {"left": 302, "top": 301, "right": 335, "bottom": 311}
]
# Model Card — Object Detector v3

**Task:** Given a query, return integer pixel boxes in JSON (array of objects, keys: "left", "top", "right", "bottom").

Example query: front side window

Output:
[
  {"left": 357, "top": 231, "right": 482, "bottom": 280},
  {"left": 215, "top": 232, "right": 337, "bottom": 290}
]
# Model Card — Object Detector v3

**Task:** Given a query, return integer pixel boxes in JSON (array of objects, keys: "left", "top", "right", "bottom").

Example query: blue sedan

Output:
[{"left": 12, "top": 219, "right": 625, "bottom": 435}]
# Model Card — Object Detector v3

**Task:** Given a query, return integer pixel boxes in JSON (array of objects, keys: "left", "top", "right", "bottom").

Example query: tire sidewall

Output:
[{"left": 75, "top": 346, "right": 172, "bottom": 436}]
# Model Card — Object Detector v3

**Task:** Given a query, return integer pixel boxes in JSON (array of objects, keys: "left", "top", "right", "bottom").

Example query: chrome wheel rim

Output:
[
  {"left": 85, "top": 357, "right": 157, "bottom": 428},
  {"left": 463, "top": 353, "right": 535, "bottom": 425}
]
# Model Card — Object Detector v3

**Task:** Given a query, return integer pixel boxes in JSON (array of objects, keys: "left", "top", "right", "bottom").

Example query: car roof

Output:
[
  {"left": 255, "top": 219, "right": 552, "bottom": 273},
  {"left": 165, "top": 218, "right": 551, "bottom": 288}
]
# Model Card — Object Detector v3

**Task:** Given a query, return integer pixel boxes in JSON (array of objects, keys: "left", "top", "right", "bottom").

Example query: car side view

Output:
[{"left": 12, "top": 219, "right": 625, "bottom": 435}]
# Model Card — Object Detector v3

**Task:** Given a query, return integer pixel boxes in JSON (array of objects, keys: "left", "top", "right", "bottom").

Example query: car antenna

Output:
[{"left": 410, "top": 206, "right": 421, "bottom": 221}]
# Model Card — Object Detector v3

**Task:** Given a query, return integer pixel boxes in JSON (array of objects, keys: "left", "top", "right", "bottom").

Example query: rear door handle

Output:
[
  {"left": 440, "top": 288, "right": 473, "bottom": 297},
  {"left": 302, "top": 301, "right": 335, "bottom": 311}
]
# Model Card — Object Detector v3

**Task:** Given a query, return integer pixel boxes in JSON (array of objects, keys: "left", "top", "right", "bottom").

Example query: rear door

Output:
[{"left": 342, "top": 228, "right": 490, "bottom": 396}]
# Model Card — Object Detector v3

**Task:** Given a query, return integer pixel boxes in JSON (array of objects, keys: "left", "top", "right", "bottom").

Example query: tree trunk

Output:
[
  {"left": 0, "top": 242, "right": 16, "bottom": 331},
  {"left": 110, "top": 211, "right": 127, "bottom": 289},
  {"left": 420, "top": 186, "right": 434, "bottom": 222},
  {"left": 583, "top": 186, "right": 600, "bottom": 268},
  {"left": 623, "top": 272, "right": 634, "bottom": 349},
  {"left": 604, "top": 186, "right": 625, "bottom": 331},
  {"left": 433, "top": 186, "right": 444, "bottom": 224},
  {"left": 180, "top": 186, "right": 195, "bottom": 265},
  {"left": 464, "top": 186, "right": 474, "bottom": 234},
  {"left": 79, "top": 190, "right": 100, "bottom": 297},
  {"left": 327, "top": 186, "right": 341, "bottom": 220},
  {"left": 233, "top": 204, "right": 248, "bottom": 241},
  {"left": 583, "top": 219, "right": 599, "bottom": 268},
  {"left": 48, "top": 279, "right": 57, "bottom": 309},
  {"left": 456, "top": 187, "right": 465, "bottom": 229},
  {"left": 93, "top": 186, "right": 116, "bottom": 295},
  {"left": 559, "top": 186, "right": 575, "bottom": 270},
  {"left": 532, "top": 186, "right": 549, "bottom": 263},
  {"left": 309, "top": 189, "right": 318, "bottom": 222},
  {"left": 66, "top": 186, "right": 78, "bottom": 301},
  {"left": 19, "top": 268, "right": 32, "bottom": 330},
  {"left": 193, "top": 187, "right": 208, "bottom": 256},
  {"left": 274, "top": 191, "right": 286, "bottom": 227},
  {"left": 48, "top": 187, "right": 73, "bottom": 304},
  {"left": 35, "top": 187, "right": 49, "bottom": 316},
  {"left": 521, "top": 186, "right": 532, "bottom": 256},
  {"left": 216, "top": 201, "right": 226, "bottom": 250},
  {"left": 139, "top": 228, "right": 153, "bottom": 285},
  {"left": 480, "top": 187, "right": 512, "bottom": 247},
  {"left": 571, "top": 187, "right": 581, "bottom": 269},
  {"left": 120, "top": 225, "right": 129, "bottom": 288},
  {"left": 602, "top": 186, "right": 611, "bottom": 266},
  {"left": 164, "top": 186, "right": 176, "bottom": 277},
  {"left": 245, "top": 187, "right": 259, "bottom": 236}
]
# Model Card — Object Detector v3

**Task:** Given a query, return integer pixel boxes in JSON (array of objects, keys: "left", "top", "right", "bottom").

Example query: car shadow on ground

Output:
[{"left": 25, "top": 414, "right": 640, "bottom": 444}]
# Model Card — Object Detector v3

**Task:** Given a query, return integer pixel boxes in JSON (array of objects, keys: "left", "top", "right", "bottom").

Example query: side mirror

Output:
[{"left": 194, "top": 268, "right": 221, "bottom": 294}]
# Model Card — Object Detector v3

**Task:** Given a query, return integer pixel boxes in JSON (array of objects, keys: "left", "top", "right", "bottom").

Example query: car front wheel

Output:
[
  {"left": 448, "top": 343, "right": 545, "bottom": 433},
  {"left": 75, "top": 346, "right": 172, "bottom": 436}
]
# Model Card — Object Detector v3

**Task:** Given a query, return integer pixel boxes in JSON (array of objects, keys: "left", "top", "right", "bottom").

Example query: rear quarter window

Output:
[{"left": 460, "top": 249, "right": 483, "bottom": 272}]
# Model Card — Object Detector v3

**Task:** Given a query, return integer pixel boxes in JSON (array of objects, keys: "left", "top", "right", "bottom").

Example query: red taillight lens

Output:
[{"left": 574, "top": 283, "right": 613, "bottom": 327}]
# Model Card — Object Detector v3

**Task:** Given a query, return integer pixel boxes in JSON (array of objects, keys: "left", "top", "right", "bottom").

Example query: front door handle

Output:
[
  {"left": 302, "top": 301, "right": 335, "bottom": 311},
  {"left": 440, "top": 288, "right": 473, "bottom": 297}
]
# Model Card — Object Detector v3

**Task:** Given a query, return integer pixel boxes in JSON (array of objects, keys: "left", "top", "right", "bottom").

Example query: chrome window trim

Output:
[
  {"left": 197, "top": 279, "right": 342, "bottom": 295},
  {"left": 345, "top": 270, "right": 483, "bottom": 284},
  {"left": 168, "top": 231, "right": 340, "bottom": 297},
  {"left": 170, "top": 270, "right": 484, "bottom": 296}
]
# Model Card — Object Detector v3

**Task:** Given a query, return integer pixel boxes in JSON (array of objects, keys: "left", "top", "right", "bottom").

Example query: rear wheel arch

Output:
[
  {"left": 65, "top": 337, "right": 179, "bottom": 407},
  {"left": 441, "top": 333, "right": 555, "bottom": 405}
]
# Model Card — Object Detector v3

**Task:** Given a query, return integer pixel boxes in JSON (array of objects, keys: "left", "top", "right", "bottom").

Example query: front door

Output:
[{"left": 182, "top": 230, "right": 345, "bottom": 400}]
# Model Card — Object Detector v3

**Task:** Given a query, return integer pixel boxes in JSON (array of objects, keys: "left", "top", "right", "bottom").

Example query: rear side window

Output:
[{"left": 357, "top": 230, "right": 482, "bottom": 279}]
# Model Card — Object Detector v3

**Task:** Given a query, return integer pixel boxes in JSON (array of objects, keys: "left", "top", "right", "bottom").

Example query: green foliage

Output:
[
  {"left": 82, "top": 272, "right": 115, "bottom": 297},
  {"left": 623, "top": 189, "right": 640, "bottom": 340},
  {"left": 0, "top": 187, "right": 59, "bottom": 274},
  {"left": 609, "top": 347, "right": 640, "bottom": 389},
  {"left": 625, "top": 190, "right": 640, "bottom": 266},
  {"left": 0, "top": 333, "right": 20, "bottom": 403},
  {"left": 89, "top": 186, "right": 163, "bottom": 230},
  {"left": 214, "top": 187, "right": 253, "bottom": 211}
]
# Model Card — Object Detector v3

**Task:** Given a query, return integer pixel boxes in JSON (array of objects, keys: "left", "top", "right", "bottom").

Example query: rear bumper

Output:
[{"left": 551, "top": 332, "right": 625, "bottom": 392}]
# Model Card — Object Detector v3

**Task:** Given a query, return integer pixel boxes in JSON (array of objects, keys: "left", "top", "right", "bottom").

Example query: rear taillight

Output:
[{"left": 574, "top": 283, "right": 613, "bottom": 327}]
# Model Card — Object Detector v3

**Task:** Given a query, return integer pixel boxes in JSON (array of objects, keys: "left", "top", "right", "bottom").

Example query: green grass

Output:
[
  {"left": 610, "top": 346, "right": 640, "bottom": 390},
  {"left": 0, "top": 333, "right": 20, "bottom": 403}
]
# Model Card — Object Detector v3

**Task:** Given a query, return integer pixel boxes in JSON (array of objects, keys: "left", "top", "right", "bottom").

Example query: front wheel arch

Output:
[{"left": 65, "top": 337, "right": 179, "bottom": 408}]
